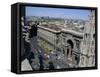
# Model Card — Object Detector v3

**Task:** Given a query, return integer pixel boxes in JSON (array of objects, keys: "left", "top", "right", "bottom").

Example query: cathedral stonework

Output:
[{"left": 79, "top": 10, "right": 95, "bottom": 67}]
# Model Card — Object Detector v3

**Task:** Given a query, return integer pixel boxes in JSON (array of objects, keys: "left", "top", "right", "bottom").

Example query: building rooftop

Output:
[
  {"left": 38, "top": 24, "right": 83, "bottom": 38},
  {"left": 61, "top": 29, "right": 83, "bottom": 37}
]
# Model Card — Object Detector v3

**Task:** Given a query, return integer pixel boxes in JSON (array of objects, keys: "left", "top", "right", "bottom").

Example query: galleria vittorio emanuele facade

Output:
[{"left": 37, "top": 10, "right": 95, "bottom": 68}]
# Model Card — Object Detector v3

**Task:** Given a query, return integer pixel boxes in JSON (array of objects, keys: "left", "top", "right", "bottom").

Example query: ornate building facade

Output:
[
  {"left": 79, "top": 10, "right": 95, "bottom": 67},
  {"left": 37, "top": 10, "right": 95, "bottom": 68}
]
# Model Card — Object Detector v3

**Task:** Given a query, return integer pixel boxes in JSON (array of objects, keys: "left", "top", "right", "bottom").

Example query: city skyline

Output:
[{"left": 26, "top": 6, "right": 91, "bottom": 20}]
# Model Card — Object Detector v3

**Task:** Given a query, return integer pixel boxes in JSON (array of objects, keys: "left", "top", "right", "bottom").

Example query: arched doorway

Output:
[{"left": 66, "top": 39, "right": 74, "bottom": 57}]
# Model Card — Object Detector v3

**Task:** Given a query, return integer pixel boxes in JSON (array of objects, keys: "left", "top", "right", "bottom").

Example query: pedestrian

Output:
[
  {"left": 39, "top": 54, "right": 44, "bottom": 70},
  {"left": 48, "top": 61, "right": 55, "bottom": 70}
]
